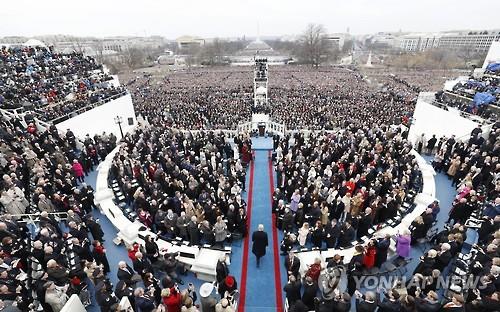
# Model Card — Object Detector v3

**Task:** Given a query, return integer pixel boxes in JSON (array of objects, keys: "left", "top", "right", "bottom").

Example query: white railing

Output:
[
  {"left": 237, "top": 120, "right": 286, "bottom": 136},
  {"left": 237, "top": 121, "right": 252, "bottom": 134},
  {"left": 179, "top": 129, "right": 238, "bottom": 139},
  {"left": 0, "top": 108, "right": 28, "bottom": 128}
]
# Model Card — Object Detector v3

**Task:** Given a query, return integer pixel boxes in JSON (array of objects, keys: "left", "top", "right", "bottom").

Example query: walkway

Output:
[{"left": 239, "top": 139, "right": 283, "bottom": 312}]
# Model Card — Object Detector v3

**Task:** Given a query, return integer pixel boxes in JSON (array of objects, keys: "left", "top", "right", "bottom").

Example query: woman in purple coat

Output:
[{"left": 396, "top": 229, "right": 412, "bottom": 258}]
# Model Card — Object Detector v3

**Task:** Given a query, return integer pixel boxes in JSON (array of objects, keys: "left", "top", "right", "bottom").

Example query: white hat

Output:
[{"left": 199, "top": 283, "right": 214, "bottom": 298}]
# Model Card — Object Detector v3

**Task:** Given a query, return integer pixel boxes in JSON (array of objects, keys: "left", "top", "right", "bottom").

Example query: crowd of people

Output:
[
  {"left": 129, "top": 68, "right": 253, "bottom": 130},
  {"left": 266, "top": 67, "right": 419, "bottom": 130},
  {"left": 0, "top": 45, "right": 126, "bottom": 122},
  {"left": 435, "top": 74, "right": 499, "bottom": 121},
  {"left": 278, "top": 118, "right": 499, "bottom": 311},
  {"left": 0, "top": 114, "right": 123, "bottom": 311},
  {"left": 127, "top": 66, "right": 432, "bottom": 131},
  {"left": 272, "top": 125, "right": 419, "bottom": 309},
  {"left": 362, "top": 69, "right": 460, "bottom": 93}
]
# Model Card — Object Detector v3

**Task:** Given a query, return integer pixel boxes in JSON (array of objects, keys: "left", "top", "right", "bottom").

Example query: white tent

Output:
[{"left": 23, "top": 39, "right": 46, "bottom": 47}]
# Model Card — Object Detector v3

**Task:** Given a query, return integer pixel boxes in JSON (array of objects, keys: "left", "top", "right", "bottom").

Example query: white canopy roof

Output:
[{"left": 23, "top": 39, "right": 46, "bottom": 47}]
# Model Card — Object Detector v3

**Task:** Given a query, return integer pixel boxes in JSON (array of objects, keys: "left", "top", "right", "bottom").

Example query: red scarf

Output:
[{"left": 94, "top": 245, "right": 105, "bottom": 254}]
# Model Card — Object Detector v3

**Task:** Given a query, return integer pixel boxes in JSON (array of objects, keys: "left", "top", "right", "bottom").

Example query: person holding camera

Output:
[
  {"left": 161, "top": 286, "right": 181, "bottom": 312},
  {"left": 134, "top": 287, "right": 156, "bottom": 312},
  {"left": 354, "top": 290, "right": 378, "bottom": 312},
  {"left": 43, "top": 281, "right": 68, "bottom": 312},
  {"left": 96, "top": 273, "right": 120, "bottom": 312}
]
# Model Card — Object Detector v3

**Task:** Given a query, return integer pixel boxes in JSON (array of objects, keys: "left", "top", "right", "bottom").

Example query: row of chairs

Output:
[{"left": 111, "top": 178, "right": 139, "bottom": 222}]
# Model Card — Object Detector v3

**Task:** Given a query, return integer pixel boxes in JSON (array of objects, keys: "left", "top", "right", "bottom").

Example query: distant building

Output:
[
  {"left": 176, "top": 36, "right": 205, "bottom": 50},
  {"left": 324, "top": 34, "right": 345, "bottom": 50},
  {"left": 230, "top": 39, "right": 291, "bottom": 65},
  {"left": 324, "top": 33, "right": 351, "bottom": 50},
  {"left": 0, "top": 36, "right": 26, "bottom": 45},
  {"left": 399, "top": 33, "right": 441, "bottom": 52},
  {"left": 438, "top": 31, "right": 500, "bottom": 53},
  {"left": 395, "top": 30, "right": 500, "bottom": 53}
]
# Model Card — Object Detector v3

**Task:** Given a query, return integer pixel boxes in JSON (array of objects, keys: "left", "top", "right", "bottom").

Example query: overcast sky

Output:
[{"left": 1, "top": 0, "right": 499, "bottom": 39}]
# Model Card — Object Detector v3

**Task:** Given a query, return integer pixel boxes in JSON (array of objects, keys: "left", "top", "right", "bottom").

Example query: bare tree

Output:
[
  {"left": 71, "top": 38, "right": 86, "bottom": 54},
  {"left": 342, "top": 39, "right": 354, "bottom": 54},
  {"left": 298, "top": 24, "right": 330, "bottom": 67},
  {"left": 456, "top": 45, "right": 479, "bottom": 68},
  {"left": 91, "top": 40, "right": 105, "bottom": 63},
  {"left": 123, "top": 46, "right": 145, "bottom": 69}
]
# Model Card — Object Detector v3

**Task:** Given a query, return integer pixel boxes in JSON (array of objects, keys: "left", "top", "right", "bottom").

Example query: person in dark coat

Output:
[
  {"left": 338, "top": 221, "right": 355, "bottom": 248},
  {"left": 324, "top": 219, "right": 341, "bottom": 248},
  {"left": 284, "top": 275, "right": 302, "bottom": 308},
  {"left": 426, "top": 135, "right": 437, "bottom": 155},
  {"left": 86, "top": 216, "right": 105, "bottom": 242},
  {"left": 414, "top": 290, "right": 441, "bottom": 312},
  {"left": 92, "top": 240, "right": 111, "bottom": 274},
  {"left": 252, "top": 224, "right": 268, "bottom": 268},
  {"left": 290, "top": 300, "right": 309, "bottom": 312},
  {"left": 357, "top": 208, "right": 373, "bottom": 239},
  {"left": 187, "top": 216, "right": 200, "bottom": 245},
  {"left": 355, "top": 290, "right": 378, "bottom": 312},
  {"left": 285, "top": 251, "right": 301, "bottom": 279},
  {"left": 216, "top": 254, "right": 229, "bottom": 285},
  {"left": 378, "top": 289, "right": 401, "bottom": 312},
  {"left": 134, "top": 287, "right": 156, "bottom": 312},
  {"left": 282, "top": 208, "right": 294, "bottom": 233},
  {"left": 115, "top": 280, "right": 135, "bottom": 309},
  {"left": 301, "top": 276, "right": 318, "bottom": 311},
  {"left": 117, "top": 261, "right": 135, "bottom": 283},
  {"left": 375, "top": 235, "right": 391, "bottom": 268},
  {"left": 132, "top": 252, "right": 154, "bottom": 278},
  {"left": 332, "top": 292, "right": 352, "bottom": 312}
]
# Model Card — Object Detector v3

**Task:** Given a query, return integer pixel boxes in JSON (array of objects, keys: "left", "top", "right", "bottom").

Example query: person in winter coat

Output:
[
  {"left": 363, "top": 240, "right": 377, "bottom": 269},
  {"left": 218, "top": 276, "right": 238, "bottom": 299},
  {"left": 214, "top": 216, "right": 227, "bottom": 247},
  {"left": 396, "top": 229, "right": 412, "bottom": 259},
  {"left": 37, "top": 193, "right": 55, "bottom": 213},
  {"left": 251, "top": 224, "right": 268, "bottom": 268},
  {"left": 301, "top": 276, "right": 319, "bottom": 311},
  {"left": 162, "top": 287, "right": 181, "bottom": 312},
  {"left": 284, "top": 275, "right": 302, "bottom": 307},
  {"left": 92, "top": 240, "right": 111, "bottom": 274},
  {"left": 46, "top": 260, "right": 69, "bottom": 286},
  {"left": 44, "top": 281, "right": 69, "bottom": 312},
  {"left": 447, "top": 156, "right": 461, "bottom": 178},
  {"left": 216, "top": 254, "right": 229, "bottom": 284},
  {"left": 375, "top": 235, "right": 391, "bottom": 267},
  {"left": 134, "top": 287, "right": 156, "bottom": 312},
  {"left": 0, "top": 187, "right": 28, "bottom": 215},
  {"left": 215, "top": 298, "right": 235, "bottom": 312},
  {"left": 199, "top": 283, "right": 217, "bottom": 312},
  {"left": 441, "top": 294, "right": 465, "bottom": 312},
  {"left": 187, "top": 216, "right": 200, "bottom": 245},
  {"left": 86, "top": 216, "right": 105, "bottom": 242},
  {"left": 290, "top": 190, "right": 301, "bottom": 213},
  {"left": 414, "top": 290, "right": 440, "bottom": 312},
  {"left": 72, "top": 159, "right": 85, "bottom": 183},
  {"left": 357, "top": 208, "right": 373, "bottom": 239},
  {"left": 298, "top": 222, "right": 310, "bottom": 247}
]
